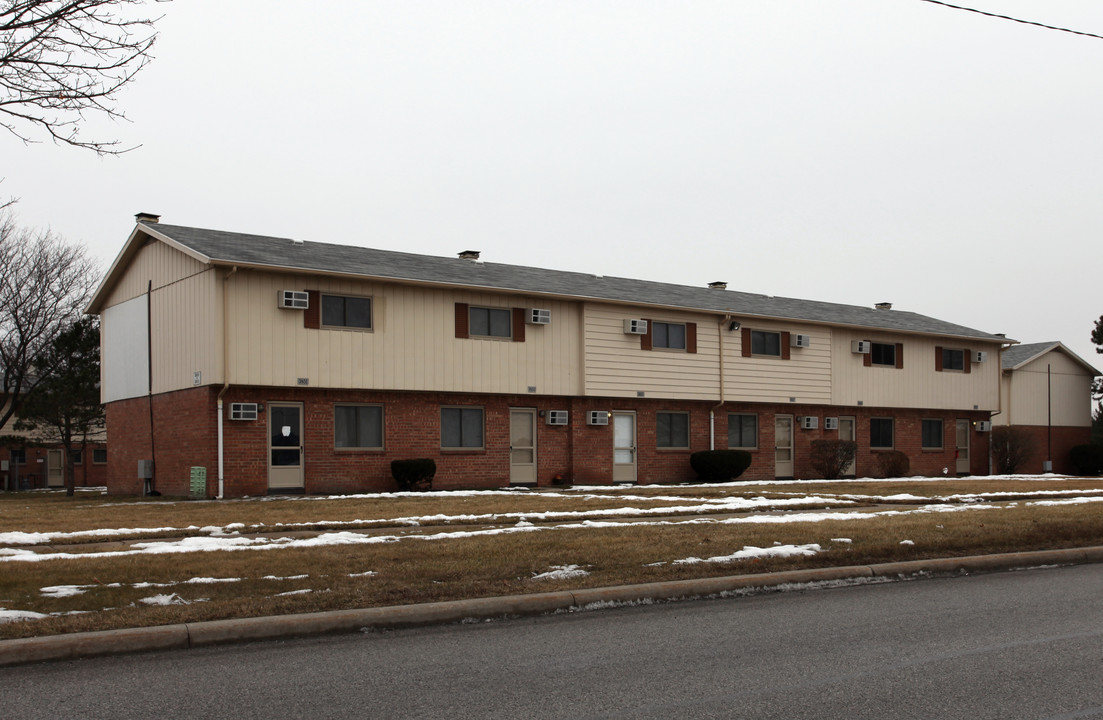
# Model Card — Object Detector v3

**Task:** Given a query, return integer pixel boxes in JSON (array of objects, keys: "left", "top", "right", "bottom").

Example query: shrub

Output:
[
  {"left": 875, "top": 450, "right": 910, "bottom": 478},
  {"left": 991, "top": 426, "right": 1037, "bottom": 474},
  {"left": 1069, "top": 444, "right": 1103, "bottom": 476},
  {"left": 391, "top": 458, "right": 436, "bottom": 491},
  {"left": 810, "top": 440, "right": 857, "bottom": 480},
  {"left": 690, "top": 450, "right": 752, "bottom": 482}
]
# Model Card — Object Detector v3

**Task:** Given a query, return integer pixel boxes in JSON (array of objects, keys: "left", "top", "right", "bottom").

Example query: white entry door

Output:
[
  {"left": 956, "top": 419, "right": 971, "bottom": 475},
  {"left": 509, "top": 408, "right": 537, "bottom": 486},
  {"left": 612, "top": 411, "right": 637, "bottom": 483},
  {"left": 775, "top": 415, "right": 794, "bottom": 478},
  {"left": 47, "top": 449, "right": 64, "bottom": 488},
  {"left": 268, "top": 402, "right": 305, "bottom": 491},
  {"left": 838, "top": 416, "right": 856, "bottom": 477}
]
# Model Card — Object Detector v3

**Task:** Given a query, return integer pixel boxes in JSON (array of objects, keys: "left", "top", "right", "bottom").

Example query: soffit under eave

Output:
[{"left": 85, "top": 224, "right": 214, "bottom": 315}]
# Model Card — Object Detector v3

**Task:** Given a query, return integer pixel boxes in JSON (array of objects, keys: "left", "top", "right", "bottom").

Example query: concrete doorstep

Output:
[{"left": 4, "top": 545, "right": 1103, "bottom": 668}]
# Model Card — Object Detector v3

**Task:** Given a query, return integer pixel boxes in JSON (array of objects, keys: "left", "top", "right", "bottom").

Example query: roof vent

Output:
[
  {"left": 458, "top": 250, "right": 481, "bottom": 261},
  {"left": 708, "top": 281, "right": 727, "bottom": 290},
  {"left": 875, "top": 302, "right": 892, "bottom": 310},
  {"left": 291, "top": 238, "right": 304, "bottom": 246},
  {"left": 135, "top": 212, "right": 160, "bottom": 224}
]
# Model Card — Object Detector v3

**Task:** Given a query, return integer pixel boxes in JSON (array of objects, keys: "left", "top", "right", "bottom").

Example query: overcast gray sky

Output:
[{"left": 5, "top": 1, "right": 1102, "bottom": 375}]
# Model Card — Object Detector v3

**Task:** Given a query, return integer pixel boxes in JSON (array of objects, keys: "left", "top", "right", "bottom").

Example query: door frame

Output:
[
  {"left": 509, "top": 407, "right": 538, "bottom": 486},
  {"left": 774, "top": 414, "right": 794, "bottom": 478},
  {"left": 612, "top": 411, "right": 637, "bottom": 483},
  {"left": 46, "top": 449, "right": 64, "bottom": 488},
  {"left": 955, "top": 419, "right": 971, "bottom": 475},
  {"left": 837, "top": 416, "right": 856, "bottom": 477},
  {"left": 268, "top": 401, "right": 305, "bottom": 491}
]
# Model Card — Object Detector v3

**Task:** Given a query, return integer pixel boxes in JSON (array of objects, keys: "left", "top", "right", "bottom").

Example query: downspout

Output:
[
  {"left": 710, "top": 315, "right": 731, "bottom": 450},
  {"left": 216, "top": 266, "right": 238, "bottom": 499}
]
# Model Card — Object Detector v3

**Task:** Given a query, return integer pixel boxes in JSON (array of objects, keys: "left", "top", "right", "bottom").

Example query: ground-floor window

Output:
[
  {"left": 441, "top": 407, "right": 484, "bottom": 449},
  {"left": 92, "top": 448, "right": 107, "bottom": 464},
  {"left": 334, "top": 404, "right": 384, "bottom": 449},
  {"left": 71, "top": 450, "right": 83, "bottom": 464},
  {"left": 656, "top": 412, "right": 689, "bottom": 448},
  {"left": 921, "top": 419, "right": 943, "bottom": 449},
  {"left": 727, "top": 413, "right": 758, "bottom": 449},
  {"left": 870, "top": 418, "right": 894, "bottom": 449},
  {"left": 9, "top": 449, "right": 25, "bottom": 464}
]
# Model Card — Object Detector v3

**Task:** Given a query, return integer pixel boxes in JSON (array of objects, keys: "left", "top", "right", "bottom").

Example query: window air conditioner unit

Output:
[
  {"left": 823, "top": 417, "right": 839, "bottom": 430},
  {"left": 278, "top": 290, "right": 309, "bottom": 310},
  {"left": 527, "top": 308, "right": 551, "bottom": 325},
  {"left": 230, "top": 403, "right": 259, "bottom": 421},
  {"left": 852, "top": 340, "right": 871, "bottom": 354},
  {"left": 546, "top": 410, "right": 568, "bottom": 426},
  {"left": 800, "top": 416, "right": 819, "bottom": 430},
  {"left": 974, "top": 351, "right": 988, "bottom": 363},
  {"left": 792, "top": 334, "right": 811, "bottom": 348},
  {"left": 623, "top": 319, "right": 648, "bottom": 335},
  {"left": 587, "top": 410, "right": 610, "bottom": 426},
  {"left": 975, "top": 421, "right": 992, "bottom": 432}
]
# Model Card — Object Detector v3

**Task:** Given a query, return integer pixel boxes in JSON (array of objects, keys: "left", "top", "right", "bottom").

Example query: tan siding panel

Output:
[
  {"left": 1003, "top": 352, "right": 1095, "bottom": 427},
  {"left": 103, "top": 240, "right": 207, "bottom": 309}
]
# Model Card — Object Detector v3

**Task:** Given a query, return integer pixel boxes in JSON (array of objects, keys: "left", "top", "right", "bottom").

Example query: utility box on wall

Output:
[
  {"left": 190, "top": 467, "right": 207, "bottom": 498},
  {"left": 137, "top": 460, "right": 154, "bottom": 479}
]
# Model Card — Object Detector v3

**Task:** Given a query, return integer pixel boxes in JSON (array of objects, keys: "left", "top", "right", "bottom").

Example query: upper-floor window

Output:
[
  {"left": 751, "top": 331, "right": 781, "bottom": 357},
  {"left": 322, "top": 294, "right": 372, "bottom": 330},
  {"left": 871, "top": 342, "right": 896, "bottom": 366},
  {"left": 942, "top": 348, "right": 965, "bottom": 371},
  {"left": 728, "top": 414, "right": 758, "bottom": 449},
  {"left": 870, "top": 418, "right": 894, "bottom": 449},
  {"left": 470, "top": 307, "right": 512, "bottom": 339},
  {"left": 921, "top": 419, "right": 943, "bottom": 449},
  {"left": 653, "top": 322, "right": 686, "bottom": 350},
  {"left": 334, "top": 404, "right": 384, "bottom": 450},
  {"left": 656, "top": 412, "right": 689, "bottom": 448}
]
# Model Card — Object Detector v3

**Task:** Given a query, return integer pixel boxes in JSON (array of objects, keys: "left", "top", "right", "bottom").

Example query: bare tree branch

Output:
[{"left": 1, "top": 0, "right": 167, "bottom": 155}]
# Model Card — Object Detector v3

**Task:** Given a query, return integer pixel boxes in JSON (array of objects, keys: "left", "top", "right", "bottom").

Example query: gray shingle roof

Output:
[{"left": 146, "top": 222, "right": 1010, "bottom": 343}]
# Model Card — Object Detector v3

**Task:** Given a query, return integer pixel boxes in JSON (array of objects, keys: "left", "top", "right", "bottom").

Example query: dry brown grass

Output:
[{"left": 3, "top": 477, "right": 1103, "bottom": 640}]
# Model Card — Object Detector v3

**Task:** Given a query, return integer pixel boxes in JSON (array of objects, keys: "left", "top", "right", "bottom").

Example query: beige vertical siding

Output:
[
  {"left": 832, "top": 330, "right": 1001, "bottom": 411},
  {"left": 998, "top": 351, "right": 1094, "bottom": 427},
  {"left": 225, "top": 272, "right": 582, "bottom": 395},
  {"left": 584, "top": 304, "right": 720, "bottom": 400},
  {"left": 723, "top": 322, "right": 832, "bottom": 403},
  {"left": 149, "top": 269, "right": 221, "bottom": 394},
  {"left": 102, "top": 238, "right": 208, "bottom": 308}
]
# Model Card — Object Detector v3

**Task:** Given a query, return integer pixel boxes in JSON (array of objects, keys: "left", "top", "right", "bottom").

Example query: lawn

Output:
[{"left": 2, "top": 474, "right": 1103, "bottom": 640}]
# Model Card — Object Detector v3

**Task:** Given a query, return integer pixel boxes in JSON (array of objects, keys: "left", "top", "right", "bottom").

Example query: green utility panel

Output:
[{"left": 190, "top": 467, "right": 207, "bottom": 498}]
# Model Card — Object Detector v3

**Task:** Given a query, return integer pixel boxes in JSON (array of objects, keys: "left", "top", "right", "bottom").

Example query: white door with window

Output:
[
  {"left": 509, "top": 409, "right": 537, "bottom": 486},
  {"left": 46, "top": 449, "right": 64, "bottom": 488},
  {"left": 838, "top": 416, "right": 856, "bottom": 477},
  {"left": 268, "top": 402, "right": 305, "bottom": 491},
  {"left": 956, "top": 419, "right": 971, "bottom": 475},
  {"left": 775, "top": 415, "right": 794, "bottom": 478},
  {"left": 612, "top": 411, "right": 637, "bottom": 483}
]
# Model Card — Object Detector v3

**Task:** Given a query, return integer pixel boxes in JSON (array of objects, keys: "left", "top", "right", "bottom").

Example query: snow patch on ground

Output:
[
  {"left": 139, "top": 593, "right": 190, "bottom": 606},
  {"left": 531, "top": 565, "right": 590, "bottom": 581},
  {"left": 0, "top": 608, "right": 49, "bottom": 623},
  {"left": 673, "top": 543, "right": 822, "bottom": 565}
]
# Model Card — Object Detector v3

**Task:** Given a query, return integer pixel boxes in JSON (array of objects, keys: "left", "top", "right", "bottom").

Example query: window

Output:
[
  {"left": 441, "top": 407, "right": 484, "bottom": 449},
  {"left": 751, "top": 331, "right": 781, "bottom": 356},
  {"left": 652, "top": 322, "right": 686, "bottom": 350},
  {"left": 71, "top": 450, "right": 83, "bottom": 464},
  {"left": 871, "top": 342, "right": 896, "bottom": 366},
  {"left": 321, "top": 294, "right": 372, "bottom": 330},
  {"left": 92, "top": 448, "right": 107, "bottom": 464},
  {"left": 656, "top": 412, "right": 689, "bottom": 448},
  {"left": 942, "top": 348, "right": 965, "bottom": 371},
  {"left": 334, "top": 404, "right": 383, "bottom": 450},
  {"left": 922, "top": 419, "right": 943, "bottom": 449},
  {"left": 9, "top": 449, "right": 25, "bottom": 464},
  {"left": 727, "top": 414, "right": 758, "bottom": 449},
  {"left": 470, "top": 307, "right": 511, "bottom": 338},
  {"left": 870, "top": 418, "right": 894, "bottom": 449}
]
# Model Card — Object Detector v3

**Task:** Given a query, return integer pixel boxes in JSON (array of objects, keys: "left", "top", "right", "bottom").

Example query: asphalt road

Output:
[{"left": 4, "top": 564, "right": 1103, "bottom": 720}]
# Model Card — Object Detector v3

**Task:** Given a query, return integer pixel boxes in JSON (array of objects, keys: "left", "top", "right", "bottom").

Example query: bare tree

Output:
[
  {"left": 1, "top": 0, "right": 166, "bottom": 154},
  {"left": 0, "top": 212, "right": 97, "bottom": 432},
  {"left": 991, "top": 426, "right": 1037, "bottom": 475}
]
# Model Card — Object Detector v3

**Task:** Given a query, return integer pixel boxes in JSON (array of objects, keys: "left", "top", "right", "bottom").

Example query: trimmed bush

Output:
[
  {"left": 1069, "top": 444, "right": 1103, "bottom": 476},
  {"left": 991, "top": 426, "right": 1037, "bottom": 475},
  {"left": 810, "top": 440, "right": 857, "bottom": 480},
  {"left": 875, "top": 450, "right": 910, "bottom": 478},
  {"left": 690, "top": 450, "right": 752, "bottom": 482},
  {"left": 391, "top": 458, "right": 436, "bottom": 491}
]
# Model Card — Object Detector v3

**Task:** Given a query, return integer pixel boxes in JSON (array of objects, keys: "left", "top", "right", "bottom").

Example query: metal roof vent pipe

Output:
[
  {"left": 135, "top": 212, "right": 160, "bottom": 224},
  {"left": 458, "top": 250, "right": 481, "bottom": 261},
  {"left": 708, "top": 281, "right": 727, "bottom": 290},
  {"left": 875, "top": 302, "right": 893, "bottom": 310}
]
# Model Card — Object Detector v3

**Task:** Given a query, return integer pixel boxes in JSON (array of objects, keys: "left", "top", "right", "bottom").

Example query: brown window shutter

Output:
[
  {"left": 455, "top": 303, "right": 469, "bottom": 339},
  {"left": 964, "top": 348, "right": 971, "bottom": 374},
  {"left": 512, "top": 308, "right": 526, "bottom": 343},
  {"left": 686, "top": 323, "right": 697, "bottom": 354},
  {"left": 781, "top": 332, "right": 791, "bottom": 360},
  {"left": 895, "top": 343, "right": 904, "bottom": 369},
  {"left": 641, "top": 318, "right": 653, "bottom": 351},
  {"left": 304, "top": 290, "right": 320, "bottom": 329},
  {"left": 935, "top": 346, "right": 943, "bottom": 372},
  {"left": 863, "top": 342, "right": 872, "bottom": 367},
  {"left": 741, "top": 327, "right": 752, "bottom": 357}
]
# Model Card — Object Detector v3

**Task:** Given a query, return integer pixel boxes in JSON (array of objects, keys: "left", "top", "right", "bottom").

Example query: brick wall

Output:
[{"left": 1000, "top": 425, "right": 1092, "bottom": 475}]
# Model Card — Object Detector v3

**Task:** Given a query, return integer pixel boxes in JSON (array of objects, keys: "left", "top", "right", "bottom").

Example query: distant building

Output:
[
  {"left": 0, "top": 400, "right": 107, "bottom": 491},
  {"left": 995, "top": 342, "right": 1100, "bottom": 474},
  {"left": 89, "top": 215, "right": 1018, "bottom": 497}
]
